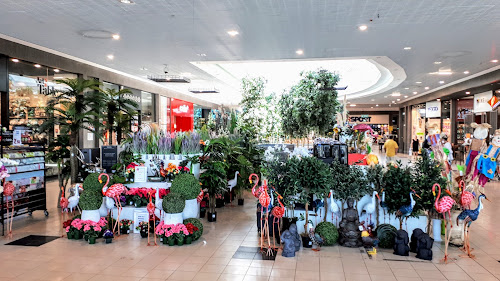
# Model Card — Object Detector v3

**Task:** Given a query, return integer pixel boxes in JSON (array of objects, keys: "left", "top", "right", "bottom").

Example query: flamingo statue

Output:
[
  {"left": 328, "top": 191, "right": 340, "bottom": 225},
  {"left": 271, "top": 189, "right": 285, "bottom": 247},
  {"left": 396, "top": 189, "right": 421, "bottom": 230},
  {"left": 362, "top": 191, "right": 380, "bottom": 226},
  {"left": 433, "top": 183, "right": 456, "bottom": 263},
  {"left": 459, "top": 181, "right": 475, "bottom": 210},
  {"left": 258, "top": 180, "right": 273, "bottom": 256},
  {"left": 227, "top": 171, "right": 239, "bottom": 206},
  {"left": 59, "top": 186, "right": 69, "bottom": 237},
  {"left": 147, "top": 191, "right": 157, "bottom": 246},
  {"left": 457, "top": 194, "right": 489, "bottom": 258},
  {"left": 249, "top": 173, "right": 262, "bottom": 198},
  {"left": 3, "top": 182, "right": 15, "bottom": 239},
  {"left": 67, "top": 183, "right": 81, "bottom": 214},
  {"left": 99, "top": 173, "right": 125, "bottom": 235}
]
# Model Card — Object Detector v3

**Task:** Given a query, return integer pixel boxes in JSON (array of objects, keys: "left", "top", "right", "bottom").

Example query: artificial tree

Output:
[
  {"left": 412, "top": 149, "right": 448, "bottom": 234},
  {"left": 46, "top": 135, "right": 71, "bottom": 206},
  {"left": 239, "top": 77, "right": 266, "bottom": 142},
  {"left": 366, "top": 164, "right": 386, "bottom": 226},
  {"left": 329, "top": 161, "right": 371, "bottom": 209},
  {"left": 382, "top": 162, "right": 414, "bottom": 229}
]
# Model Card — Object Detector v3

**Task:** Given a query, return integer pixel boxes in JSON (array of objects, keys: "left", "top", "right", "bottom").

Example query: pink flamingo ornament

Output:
[
  {"left": 99, "top": 173, "right": 125, "bottom": 235},
  {"left": 147, "top": 191, "right": 157, "bottom": 246},
  {"left": 433, "top": 183, "right": 456, "bottom": 263},
  {"left": 249, "top": 173, "right": 261, "bottom": 198},
  {"left": 3, "top": 182, "right": 15, "bottom": 238},
  {"left": 258, "top": 181, "right": 273, "bottom": 256},
  {"left": 271, "top": 190, "right": 285, "bottom": 248},
  {"left": 459, "top": 181, "right": 474, "bottom": 210},
  {"left": 60, "top": 186, "right": 69, "bottom": 237}
]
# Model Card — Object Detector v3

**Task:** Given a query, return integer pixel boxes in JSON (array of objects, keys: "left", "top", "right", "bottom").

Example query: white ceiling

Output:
[{"left": 1, "top": 0, "right": 500, "bottom": 106}]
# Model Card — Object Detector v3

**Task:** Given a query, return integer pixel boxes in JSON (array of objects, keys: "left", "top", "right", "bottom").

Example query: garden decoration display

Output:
[
  {"left": 376, "top": 224, "right": 397, "bottom": 249},
  {"left": 473, "top": 129, "right": 500, "bottom": 187},
  {"left": 395, "top": 189, "right": 421, "bottom": 230},
  {"left": 410, "top": 228, "right": 424, "bottom": 253},
  {"left": 415, "top": 232, "right": 434, "bottom": 260},
  {"left": 465, "top": 122, "right": 490, "bottom": 178},
  {"left": 60, "top": 186, "right": 69, "bottom": 237},
  {"left": 258, "top": 181, "right": 276, "bottom": 259},
  {"left": 458, "top": 180, "right": 475, "bottom": 210},
  {"left": 338, "top": 198, "right": 362, "bottom": 247},
  {"left": 281, "top": 224, "right": 300, "bottom": 257},
  {"left": 361, "top": 191, "right": 380, "bottom": 226},
  {"left": 250, "top": 173, "right": 263, "bottom": 197},
  {"left": 67, "top": 184, "right": 81, "bottom": 214},
  {"left": 360, "top": 223, "right": 378, "bottom": 248},
  {"left": 3, "top": 181, "right": 15, "bottom": 239},
  {"left": 328, "top": 191, "right": 341, "bottom": 225},
  {"left": 393, "top": 229, "right": 410, "bottom": 256},
  {"left": 270, "top": 190, "right": 285, "bottom": 248},
  {"left": 433, "top": 183, "right": 456, "bottom": 263},
  {"left": 147, "top": 191, "right": 157, "bottom": 246},
  {"left": 307, "top": 222, "right": 323, "bottom": 251},
  {"left": 99, "top": 173, "right": 123, "bottom": 234},
  {"left": 315, "top": 221, "right": 339, "bottom": 246},
  {"left": 227, "top": 171, "right": 239, "bottom": 206},
  {"left": 103, "top": 230, "right": 114, "bottom": 243},
  {"left": 170, "top": 173, "right": 201, "bottom": 219},
  {"left": 380, "top": 190, "right": 388, "bottom": 223},
  {"left": 457, "top": 194, "right": 489, "bottom": 259},
  {"left": 162, "top": 193, "right": 185, "bottom": 225},
  {"left": 426, "top": 123, "right": 450, "bottom": 177}
]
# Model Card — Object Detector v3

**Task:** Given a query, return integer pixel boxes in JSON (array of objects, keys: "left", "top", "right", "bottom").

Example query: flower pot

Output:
[
  {"left": 261, "top": 248, "right": 278, "bottom": 260},
  {"left": 81, "top": 210, "right": 100, "bottom": 223},
  {"left": 449, "top": 210, "right": 465, "bottom": 246},
  {"left": 216, "top": 198, "right": 225, "bottom": 208},
  {"left": 183, "top": 198, "right": 200, "bottom": 219},
  {"left": 192, "top": 163, "right": 201, "bottom": 180},
  {"left": 432, "top": 219, "right": 442, "bottom": 242},
  {"left": 301, "top": 235, "right": 313, "bottom": 248},
  {"left": 200, "top": 208, "right": 206, "bottom": 218},
  {"left": 164, "top": 212, "right": 184, "bottom": 225},
  {"left": 185, "top": 236, "right": 192, "bottom": 244},
  {"left": 67, "top": 233, "right": 73, "bottom": 239},
  {"left": 99, "top": 198, "right": 108, "bottom": 217},
  {"left": 74, "top": 232, "right": 82, "bottom": 239},
  {"left": 120, "top": 227, "right": 130, "bottom": 235},
  {"left": 207, "top": 211, "right": 217, "bottom": 222},
  {"left": 162, "top": 237, "right": 168, "bottom": 245},
  {"left": 238, "top": 199, "right": 244, "bottom": 206},
  {"left": 105, "top": 238, "right": 113, "bottom": 244},
  {"left": 84, "top": 234, "right": 89, "bottom": 241},
  {"left": 88, "top": 236, "right": 97, "bottom": 244},
  {"left": 140, "top": 231, "right": 148, "bottom": 238},
  {"left": 168, "top": 238, "right": 175, "bottom": 246},
  {"left": 177, "top": 239, "right": 184, "bottom": 246}
]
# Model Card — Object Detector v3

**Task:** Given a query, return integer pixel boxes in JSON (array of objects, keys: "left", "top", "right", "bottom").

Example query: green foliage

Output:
[
  {"left": 330, "top": 161, "right": 370, "bottom": 204},
  {"left": 112, "top": 146, "right": 144, "bottom": 182},
  {"left": 239, "top": 77, "right": 266, "bottom": 141},
  {"left": 293, "top": 157, "right": 332, "bottom": 205},
  {"left": 382, "top": 162, "right": 414, "bottom": 215},
  {"left": 315, "top": 222, "right": 339, "bottom": 246},
  {"left": 183, "top": 218, "right": 203, "bottom": 240},
  {"left": 229, "top": 110, "right": 238, "bottom": 134},
  {"left": 279, "top": 69, "right": 340, "bottom": 137},
  {"left": 376, "top": 224, "right": 397, "bottom": 248},
  {"left": 263, "top": 157, "right": 300, "bottom": 208},
  {"left": 412, "top": 149, "right": 448, "bottom": 218},
  {"left": 80, "top": 190, "right": 103, "bottom": 210},
  {"left": 366, "top": 164, "right": 385, "bottom": 193},
  {"left": 83, "top": 173, "right": 105, "bottom": 193},
  {"left": 162, "top": 193, "right": 186, "bottom": 213},
  {"left": 200, "top": 160, "right": 228, "bottom": 212},
  {"left": 171, "top": 173, "right": 201, "bottom": 200},
  {"left": 174, "top": 134, "right": 183, "bottom": 154}
]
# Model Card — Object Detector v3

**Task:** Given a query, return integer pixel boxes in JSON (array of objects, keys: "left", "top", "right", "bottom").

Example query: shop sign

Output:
[
  {"left": 425, "top": 101, "right": 441, "bottom": 118},
  {"left": 349, "top": 115, "right": 389, "bottom": 124},
  {"left": 123, "top": 93, "right": 141, "bottom": 104},
  {"left": 474, "top": 91, "right": 493, "bottom": 113},
  {"left": 36, "top": 77, "right": 54, "bottom": 95},
  {"left": 350, "top": 116, "right": 372, "bottom": 122}
]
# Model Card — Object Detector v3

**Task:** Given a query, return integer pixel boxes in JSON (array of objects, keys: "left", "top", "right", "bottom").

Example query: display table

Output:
[{"left": 348, "top": 153, "right": 367, "bottom": 165}]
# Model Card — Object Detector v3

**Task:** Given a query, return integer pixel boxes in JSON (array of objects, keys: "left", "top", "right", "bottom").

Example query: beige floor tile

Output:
[
  {"left": 200, "top": 264, "right": 226, "bottom": 274},
  {"left": 395, "top": 277, "right": 423, "bottom": 281},
  {"left": 167, "top": 271, "right": 197, "bottom": 280},
  {"left": 62, "top": 273, "right": 96, "bottom": 281},
  {"left": 218, "top": 273, "right": 245, "bottom": 281},
  {"left": 441, "top": 271, "right": 473, "bottom": 281},
  {"left": 296, "top": 270, "right": 320, "bottom": 280},
  {"left": 176, "top": 263, "right": 204, "bottom": 272},
  {"left": 39, "top": 271, "right": 73, "bottom": 281},
  {"left": 371, "top": 275, "right": 397, "bottom": 281},
  {"left": 246, "top": 266, "right": 272, "bottom": 277},
  {"left": 223, "top": 265, "right": 249, "bottom": 275},
  {"left": 121, "top": 268, "right": 151, "bottom": 278},
  {"left": 270, "top": 269, "right": 296, "bottom": 278},
  {"left": 268, "top": 277, "right": 294, "bottom": 281},
  {"left": 145, "top": 269, "right": 174, "bottom": 279},
  {"left": 242, "top": 275, "right": 270, "bottom": 281},
  {"left": 206, "top": 258, "right": 232, "bottom": 265},
  {"left": 192, "top": 272, "right": 221, "bottom": 281},
  {"left": 320, "top": 271, "right": 345, "bottom": 281}
]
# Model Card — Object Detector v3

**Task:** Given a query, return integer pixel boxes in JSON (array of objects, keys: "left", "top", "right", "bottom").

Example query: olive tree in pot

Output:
[
  {"left": 80, "top": 173, "right": 105, "bottom": 222},
  {"left": 162, "top": 193, "right": 185, "bottom": 225},
  {"left": 382, "top": 162, "right": 415, "bottom": 230},
  {"left": 170, "top": 173, "right": 202, "bottom": 219}
]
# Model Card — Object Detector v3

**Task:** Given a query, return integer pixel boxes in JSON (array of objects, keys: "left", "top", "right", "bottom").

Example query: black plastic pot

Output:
[
  {"left": 224, "top": 192, "right": 231, "bottom": 203},
  {"left": 301, "top": 235, "right": 312, "bottom": 248},
  {"left": 216, "top": 198, "right": 225, "bottom": 208},
  {"left": 200, "top": 208, "right": 206, "bottom": 218},
  {"left": 282, "top": 217, "right": 298, "bottom": 232},
  {"left": 207, "top": 211, "right": 217, "bottom": 222},
  {"left": 105, "top": 238, "right": 113, "bottom": 244},
  {"left": 140, "top": 231, "right": 148, "bottom": 238},
  {"left": 238, "top": 199, "right": 244, "bottom": 205},
  {"left": 261, "top": 248, "right": 278, "bottom": 260}
]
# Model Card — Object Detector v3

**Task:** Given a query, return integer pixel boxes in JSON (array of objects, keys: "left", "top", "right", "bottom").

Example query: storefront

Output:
[
  {"left": 348, "top": 114, "right": 390, "bottom": 136},
  {"left": 170, "top": 98, "right": 194, "bottom": 132}
]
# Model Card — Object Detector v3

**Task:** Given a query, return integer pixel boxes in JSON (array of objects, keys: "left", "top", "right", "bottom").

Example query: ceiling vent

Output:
[
  {"left": 147, "top": 75, "right": 191, "bottom": 83},
  {"left": 189, "top": 87, "right": 220, "bottom": 93}
]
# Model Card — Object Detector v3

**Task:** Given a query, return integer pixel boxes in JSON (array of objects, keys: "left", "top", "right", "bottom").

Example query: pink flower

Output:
[
  {"left": 83, "top": 225, "right": 91, "bottom": 232},
  {"left": 65, "top": 226, "right": 70, "bottom": 233},
  {"left": 95, "top": 226, "right": 102, "bottom": 232}
]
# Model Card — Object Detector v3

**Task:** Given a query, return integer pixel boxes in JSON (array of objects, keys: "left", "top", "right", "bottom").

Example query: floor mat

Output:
[{"left": 5, "top": 235, "right": 59, "bottom": 247}]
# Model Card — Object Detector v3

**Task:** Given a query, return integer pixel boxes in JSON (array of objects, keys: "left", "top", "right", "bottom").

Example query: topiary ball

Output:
[
  {"left": 315, "top": 221, "right": 339, "bottom": 246},
  {"left": 83, "top": 173, "right": 106, "bottom": 192},
  {"left": 162, "top": 193, "right": 185, "bottom": 213},
  {"left": 80, "top": 190, "right": 103, "bottom": 210},
  {"left": 376, "top": 224, "right": 397, "bottom": 249},
  {"left": 183, "top": 218, "right": 203, "bottom": 240},
  {"left": 170, "top": 173, "right": 201, "bottom": 200}
]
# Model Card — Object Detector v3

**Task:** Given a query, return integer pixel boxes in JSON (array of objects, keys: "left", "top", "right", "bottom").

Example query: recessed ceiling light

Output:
[
  {"left": 112, "top": 34, "right": 120, "bottom": 40},
  {"left": 404, "top": 95, "right": 408, "bottom": 98},
  {"left": 437, "top": 98, "right": 441, "bottom": 101},
  {"left": 54, "top": 69, "right": 60, "bottom": 73},
  {"left": 429, "top": 71, "right": 453, "bottom": 75},
  {"left": 416, "top": 81, "right": 422, "bottom": 84},
  {"left": 413, "top": 91, "right": 418, "bottom": 94},
  {"left": 392, "top": 101, "right": 396, "bottom": 103},
  {"left": 491, "top": 59, "right": 498, "bottom": 63},
  {"left": 358, "top": 25, "right": 368, "bottom": 31},
  {"left": 439, "top": 81, "right": 445, "bottom": 84},
  {"left": 140, "top": 67, "right": 148, "bottom": 71},
  {"left": 227, "top": 30, "right": 239, "bottom": 36},
  {"left": 11, "top": 58, "right": 19, "bottom": 62},
  {"left": 350, "top": 104, "right": 357, "bottom": 107},
  {"left": 391, "top": 93, "right": 401, "bottom": 97},
  {"left": 397, "top": 98, "right": 401, "bottom": 101},
  {"left": 371, "top": 107, "right": 373, "bottom": 108},
  {"left": 434, "top": 61, "right": 442, "bottom": 64},
  {"left": 371, "top": 99, "right": 375, "bottom": 101},
  {"left": 34, "top": 64, "right": 41, "bottom": 68},
  {"left": 197, "top": 53, "right": 207, "bottom": 57},
  {"left": 295, "top": 49, "right": 304, "bottom": 55},
  {"left": 403, "top": 47, "right": 412, "bottom": 50},
  {"left": 107, "top": 54, "right": 114, "bottom": 60},
  {"left": 466, "top": 91, "right": 471, "bottom": 95},
  {"left": 404, "top": 87, "right": 409, "bottom": 90},
  {"left": 463, "top": 71, "right": 469, "bottom": 74},
  {"left": 119, "top": 0, "right": 133, "bottom": 4},
  {"left": 376, "top": 104, "right": 379, "bottom": 107},
  {"left": 424, "top": 87, "right": 429, "bottom": 90}
]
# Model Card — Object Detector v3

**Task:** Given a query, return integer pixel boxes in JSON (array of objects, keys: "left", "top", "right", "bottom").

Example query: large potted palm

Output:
[{"left": 99, "top": 88, "right": 138, "bottom": 145}]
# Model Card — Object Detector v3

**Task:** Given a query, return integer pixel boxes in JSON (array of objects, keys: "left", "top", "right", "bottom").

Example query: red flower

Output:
[{"left": 185, "top": 223, "right": 199, "bottom": 234}]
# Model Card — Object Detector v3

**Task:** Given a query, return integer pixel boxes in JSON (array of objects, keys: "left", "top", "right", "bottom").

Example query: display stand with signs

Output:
[{"left": 133, "top": 210, "right": 150, "bottom": 234}]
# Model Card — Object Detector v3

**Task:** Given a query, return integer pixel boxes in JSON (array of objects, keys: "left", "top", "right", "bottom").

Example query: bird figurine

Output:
[
  {"left": 433, "top": 183, "right": 456, "bottom": 263},
  {"left": 458, "top": 181, "right": 475, "bottom": 210},
  {"left": 227, "top": 171, "right": 239, "bottom": 205},
  {"left": 362, "top": 191, "right": 380, "bottom": 226},
  {"left": 328, "top": 190, "right": 341, "bottom": 225},
  {"left": 456, "top": 194, "right": 489, "bottom": 258},
  {"left": 271, "top": 190, "right": 285, "bottom": 247},
  {"left": 396, "top": 189, "right": 421, "bottom": 230},
  {"left": 249, "top": 173, "right": 262, "bottom": 198},
  {"left": 67, "top": 183, "right": 82, "bottom": 214},
  {"left": 3, "top": 182, "right": 15, "bottom": 239},
  {"left": 99, "top": 173, "right": 126, "bottom": 235},
  {"left": 147, "top": 191, "right": 157, "bottom": 246},
  {"left": 307, "top": 222, "right": 323, "bottom": 251},
  {"left": 60, "top": 186, "right": 69, "bottom": 237},
  {"left": 380, "top": 189, "right": 388, "bottom": 223}
]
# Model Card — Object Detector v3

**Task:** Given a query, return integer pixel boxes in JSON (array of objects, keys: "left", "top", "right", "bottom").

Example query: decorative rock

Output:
[
  {"left": 339, "top": 198, "right": 362, "bottom": 247},
  {"left": 393, "top": 229, "right": 410, "bottom": 256}
]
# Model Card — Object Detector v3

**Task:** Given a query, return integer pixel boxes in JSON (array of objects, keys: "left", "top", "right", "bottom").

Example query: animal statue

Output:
[
  {"left": 415, "top": 233, "right": 434, "bottom": 260},
  {"left": 410, "top": 228, "right": 424, "bottom": 253},
  {"left": 459, "top": 181, "right": 475, "bottom": 210},
  {"left": 395, "top": 190, "right": 421, "bottom": 229},
  {"left": 380, "top": 189, "right": 388, "bottom": 223},
  {"left": 361, "top": 191, "right": 380, "bottom": 226},
  {"left": 307, "top": 222, "right": 323, "bottom": 251},
  {"left": 271, "top": 191, "right": 285, "bottom": 247},
  {"left": 258, "top": 181, "right": 274, "bottom": 257},
  {"left": 3, "top": 182, "right": 15, "bottom": 238},
  {"left": 393, "top": 229, "right": 410, "bottom": 256},
  {"left": 67, "top": 183, "right": 82, "bottom": 214},
  {"left": 328, "top": 191, "right": 340, "bottom": 225},
  {"left": 313, "top": 199, "right": 324, "bottom": 225},
  {"left": 60, "top": 186, "right": 69, "bottom": 237},
  {"left": 99, "top": 173, "right": 125, "bottom": 235},
  {"left": 457, "top": 194, "right": 489, "bottom": 259},
  {"left": 249, "top": 173, "right": 263, "bottom": 198},
  {"left": 227, "top": 171, "right": 239, "bottom": 200},
  {"left": 473, "top": 129, "right": 500, "bottom": 187},
  {"left": 281, "top": 224, "right": 301, "bottom": 257},
  {"left": 433, "top": 183, "right": 456, "bottom": 262},
  {"left": 147, "top": 191, "right": 157, "bottom": 246}
]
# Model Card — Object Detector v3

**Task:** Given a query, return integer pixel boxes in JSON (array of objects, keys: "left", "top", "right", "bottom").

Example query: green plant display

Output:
[
  {"left": 162, "top": 193, "right": 186, "bottom": 213},
  {"left": 366, "top": 164, "right": 386, "bottom": 226},
  {"left": 183, "top": 218, "right": 203, "bottom": 240},
  {"left": 382, "top": 162, "right": 414, "bottom": 229},
  {"left": 263, "top": 157, "right": 300, "bottom": 213},
  {"left": 174, "top": 133, "right": 183, "bottom": 155},
  {"left": 239, "top": 77, "right": 266, "bottom": 141},
  {"left": 329, "top": 161, "right": 370, "bottom": 206},
  {"left": 170, "top": 173, "right": 201, "bottom": 200},
  {"left": 315, "top": 221, "right": 339, "bottom": 246},
  {"left": 98, "top": 88, "right": 138, "bottom": 144},
  {"left": 411, "top": 149, "right": 448, "bottom": 233},
  {"left": 83, "top": 173, "right": 105, "bottom": 192},
  {"left": 80, "top": 190, "right": 103, "bottom": 210},
  {"left": 376, "top": 224, "right": 397, "bottom": 248}
]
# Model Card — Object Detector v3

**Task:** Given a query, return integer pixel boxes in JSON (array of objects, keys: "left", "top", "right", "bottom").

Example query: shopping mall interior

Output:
[{"left": 1, "top": 1, "right": 500, "bottom": 281}]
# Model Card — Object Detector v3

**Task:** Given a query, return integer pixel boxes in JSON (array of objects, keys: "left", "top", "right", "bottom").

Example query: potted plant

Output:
[
  {"left": 200, "top": 160, "right": 228, "bottom": 222},
  {"left": 80, "top": 173, "right": 106, "bottom": 222},
  {"left": 103, "top": 230, "right": 114, "bottom": 243},
  {"left": 173, "top": 223, "right": 189, "bottom": 246},
  {"left": 69, "top": 219, "right": 83, "bottom": 239},
  {"left": 63, "top": 219, "right": 73, "bottom": 239},
  {"left": 120, "top": 219, "right": 133, "bottom": 234},
  {"left": 174, "top": 133, "right": 183, "bottom": 160},
  {"left": 83, "top": 221, "right": 102, "bottom": 244},
  {"left": 183, "top": 218, "right": 204, "bottom": 241},
  {"left": 170, "top": 173, "right": 202, "bottom": 219},
  {"left": 136, "top": 221, "right": 149, "bottom": 238},
  {"left": 382, "top": 162, "right": 415, "bottom": 230},
  {"left": 366, "top": 164, "right": 386, "bottom": 227},
  {"left": 185, "top": 222, "right": 199, "bottom": 244},
  {"left": 162, "top": 193, "right": 185, "bottom": 224},
  {"left": 200, "top": 200, "right": 207, "bottom": 218}
]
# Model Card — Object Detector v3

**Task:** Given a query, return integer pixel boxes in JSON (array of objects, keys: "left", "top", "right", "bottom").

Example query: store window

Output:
[
  {"left": 159, "top": 96, "right": 171, "bottom": 132},
  {"left": 141, "top": 91, "right": 155, "bottom": 124},
  {"left": 441, "top": 100, "right": 451, "bottom": 138},
  {"left": 411, "top": 104, "right": 426, "bottom": 143},
  {"left": 457, "top": 98, "right": 474, "bottom": 145}
]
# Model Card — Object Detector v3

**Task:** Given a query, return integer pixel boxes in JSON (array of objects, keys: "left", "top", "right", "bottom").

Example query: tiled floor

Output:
[{"left": 1, "top": 160, "right": 500, "bottom": 280}]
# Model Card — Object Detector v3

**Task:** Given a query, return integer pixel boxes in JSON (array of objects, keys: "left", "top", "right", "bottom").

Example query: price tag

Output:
[
  {"left": 134, "top": 166, "right": 147, "bottom": 183},
  {"left": 13, "top": 130, "right": 22, "bottom": 146},
  {"left": 133, "top": 210, "right": 149, "bottom": 233}
]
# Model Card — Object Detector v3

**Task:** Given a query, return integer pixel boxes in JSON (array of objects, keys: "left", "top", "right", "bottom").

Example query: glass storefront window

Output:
[
  {"left": 141, "top": 91, "right": 155, "bottom": 124},
  {"left": 159, "top": 96, "right": 171, "bottom": 132},
  {"left": 441, "top": 100, "right": 451, "bottom": 138},
  {"left": 411, "top": 104, "right": 426, "bottom": 143},
  {"left": 457, "top": 98, "right": 474, "bottom": 145}
]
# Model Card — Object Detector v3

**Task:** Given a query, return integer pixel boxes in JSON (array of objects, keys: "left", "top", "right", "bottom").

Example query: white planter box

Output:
[
  {"left": 164, "top": 212, "right": 184, "bottom": 225},
  {"left": 432, "top": 219, "right": 442, "bottom": 242},
  {"left": 81, "top": 210, "right": 100, "bottom": 222},
  {"left": 183, "top": 198, "right": 200, "bottom": 219}
]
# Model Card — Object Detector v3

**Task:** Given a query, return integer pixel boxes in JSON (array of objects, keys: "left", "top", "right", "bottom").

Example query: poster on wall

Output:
[
  {"left": 426, "top": 101, "right": 441, "bottom": 118},
  {"left": 474, "top": 91, "right": 493, "bottom": 113},
  {"left": 457, "top": 99, "right": 474, "bottom": 121}
]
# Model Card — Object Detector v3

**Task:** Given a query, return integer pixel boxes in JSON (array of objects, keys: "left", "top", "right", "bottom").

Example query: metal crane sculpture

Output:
[
  {"left": 380, "top": 189, "right": 388, "bottom": 223},
  {"left": 67, "top": 184, "right": 82, "bottom": 214},
  {"left": 433, "top": 183, "right": 456, "bottom": 263},
  {"left": 395, "top": 189, "right": 420, "bottom": 230},
  {"left": 227, "top": 171, "right": 239, "bottom": 206},
  {"left": 457, "top": 194, "right": 489, "bottom": 259},
  {"left": 328, "top": 190, "right": 340, "bottom": 225}
]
